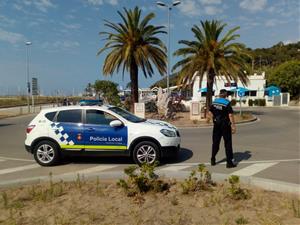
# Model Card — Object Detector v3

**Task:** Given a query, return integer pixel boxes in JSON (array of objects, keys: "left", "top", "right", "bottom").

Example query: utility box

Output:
[
  {"left": 190, "top": 101, "right": 204, "bottom": 121},
  {"left": 134, "top": 103, "right": 145, "bottom": 118}
]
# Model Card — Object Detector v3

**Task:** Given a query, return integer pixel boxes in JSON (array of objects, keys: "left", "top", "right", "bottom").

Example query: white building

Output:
[{"left": 192, "top": 72, "right": 266, "bottom": 102}]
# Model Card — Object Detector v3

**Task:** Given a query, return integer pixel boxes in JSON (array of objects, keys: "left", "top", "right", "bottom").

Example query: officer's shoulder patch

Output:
[{"left": 213, "top": 98, "right": 230, "bottom": 106}]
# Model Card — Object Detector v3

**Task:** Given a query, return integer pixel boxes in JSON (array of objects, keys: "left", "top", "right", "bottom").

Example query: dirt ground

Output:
[{"left": 0, "top": 178, "right": 299, "bottom": 225}]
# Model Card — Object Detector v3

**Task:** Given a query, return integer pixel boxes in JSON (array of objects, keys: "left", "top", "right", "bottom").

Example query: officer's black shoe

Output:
[
  {"left": 226, "top": 162, "right": 237, "bottom": 168},
  {"left": 211, "top": 158, "right": 216, "bottom": 166}
]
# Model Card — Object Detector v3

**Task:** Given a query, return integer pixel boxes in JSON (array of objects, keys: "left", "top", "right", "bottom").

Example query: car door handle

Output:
[{"left": 87, "top": 127, "right": 95, "bottom": 131}]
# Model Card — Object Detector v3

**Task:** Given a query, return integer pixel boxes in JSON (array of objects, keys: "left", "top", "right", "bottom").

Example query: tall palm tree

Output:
[
  {"left": 173, "top": 20, "right": 251, "bottom": 111},
  {"left": 98, "top": 7, "right": 167, "bottom": 110}
]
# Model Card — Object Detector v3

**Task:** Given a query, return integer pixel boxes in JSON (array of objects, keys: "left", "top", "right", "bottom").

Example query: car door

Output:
[
  {"left": 51, "top": 109, "right": 84, "bottom": 150},
  {"left": 83, "top": 109, "right": 128, "bottom": 151}
]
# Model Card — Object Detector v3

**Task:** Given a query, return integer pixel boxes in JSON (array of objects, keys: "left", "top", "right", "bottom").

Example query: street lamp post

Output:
[
  {"left": 156, "top": 1, "right": 181, "bottom": 95},
  {"left": 25, "top": 41, "right": 32, "bottom": 113}
]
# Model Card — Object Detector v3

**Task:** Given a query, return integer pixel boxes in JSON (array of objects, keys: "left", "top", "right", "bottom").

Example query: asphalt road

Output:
[{"left": 0, "top": 107, "right": 299, "bottom": 187}]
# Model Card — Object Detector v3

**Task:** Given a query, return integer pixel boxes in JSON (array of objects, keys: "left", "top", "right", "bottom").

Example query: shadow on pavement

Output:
[
  {"left": 217, "top": 150, "right": 252, "bottom": 165},
  {"left": 61, "top": 148, "right": 193, "bottom": 166},
  {"left": 161, "top": 148, "right": 193, "bottom": 165},
  {"left": 0, "top": 123, "right": 14, "bottom": 127}
]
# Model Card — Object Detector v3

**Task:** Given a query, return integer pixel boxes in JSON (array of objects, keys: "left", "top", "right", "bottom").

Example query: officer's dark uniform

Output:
[{"left": 209, "top": 97, "right": 234, "bottom": 165}]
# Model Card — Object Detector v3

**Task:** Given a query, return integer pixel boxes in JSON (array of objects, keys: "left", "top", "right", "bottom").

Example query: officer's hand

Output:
[{"left": 231, "top": 124, "right": 236, "bottom": 134}]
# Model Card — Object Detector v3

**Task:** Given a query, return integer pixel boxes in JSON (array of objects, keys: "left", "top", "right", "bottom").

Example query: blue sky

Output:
[{"left": 0, "top": 0, "right": 299, "bottom": 95}]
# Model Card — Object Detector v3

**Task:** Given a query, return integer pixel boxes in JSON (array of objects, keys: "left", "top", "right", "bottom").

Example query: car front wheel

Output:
[
  {"left": 133, "top": 141, "right": 160, "bottom": 165},
  {"left": 33, "top": 141, "right": 60, "bottom": 166}
]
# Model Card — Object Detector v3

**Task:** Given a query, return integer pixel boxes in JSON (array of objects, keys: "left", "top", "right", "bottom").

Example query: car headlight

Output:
[{"left": 160, "top": 129, "right": 176, "bottom": 137}]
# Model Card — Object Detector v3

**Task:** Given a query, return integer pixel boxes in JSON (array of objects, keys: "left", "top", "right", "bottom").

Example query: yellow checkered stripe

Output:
[{"left": 60, "top": 145, "right": 127, "bottom": 150}]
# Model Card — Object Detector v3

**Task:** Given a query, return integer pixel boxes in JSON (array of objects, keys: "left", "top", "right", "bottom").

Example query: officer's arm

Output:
[
  {"left": 207, "top": 111, "right": 213, "bottom": 123},
  {"left": 229, "top": 113, "right": 236, "bottom": 134}
]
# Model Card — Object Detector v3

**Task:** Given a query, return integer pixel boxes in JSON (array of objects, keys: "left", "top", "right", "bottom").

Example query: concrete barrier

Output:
[{"left": 0, "top": 104, "right": 58, "bottom": 118}]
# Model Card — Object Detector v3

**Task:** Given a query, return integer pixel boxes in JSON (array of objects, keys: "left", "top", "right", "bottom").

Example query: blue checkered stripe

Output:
[{"left": 50, "top": 123, "right": 74, "bottom": 145}]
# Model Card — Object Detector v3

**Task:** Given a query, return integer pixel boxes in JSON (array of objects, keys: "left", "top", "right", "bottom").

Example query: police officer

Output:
[{"left": 209, "top": 89, "right": 236, "bottom": 168}]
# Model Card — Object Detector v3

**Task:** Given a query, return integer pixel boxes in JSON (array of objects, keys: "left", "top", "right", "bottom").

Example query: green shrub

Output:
[
  {"left": 253, "top": 99, "right": 266, "bottom": 106},
  {"left": 145, "top": 101, "right": 157, "bottom": 113},
  {"left": 248, "top": 99, "right": 253, "bottom": 106},
  {"left": 227, "top": 175, "right": 251, "bottom": 200},
  {"left": 235, "top": 215, "right": 249, "bottom": 224},
  {"left": 258, "top": 99, "right": 266, "bottom": 106},
  {"left": 117, "top": 162, "right": 170, "bottom": 196},
  {"left": 181, "top": 164, "right": 215, "bottom": 194}
]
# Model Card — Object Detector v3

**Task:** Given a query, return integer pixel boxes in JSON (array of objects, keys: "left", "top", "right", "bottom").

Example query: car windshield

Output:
[{"left": 109, "top": 107, "right": 146, "bottom": 123}]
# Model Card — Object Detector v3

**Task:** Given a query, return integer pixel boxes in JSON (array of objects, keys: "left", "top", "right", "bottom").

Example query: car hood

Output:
[{"left": 142, "top": 119, "right": 177, "bottom": 130}]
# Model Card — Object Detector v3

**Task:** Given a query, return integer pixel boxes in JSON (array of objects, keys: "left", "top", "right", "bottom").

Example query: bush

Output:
[
  {"left": 181, "top": 164, "right": 215, "bottom": 194},
  {"left": 117, "top": 162, "right": 170, "bottom": 196},
  {"left": 253, "top": 99, "right": 266, "bottom": 106},
  {"left": 227, "top": 175, "right": 251, "bottom": 200},
  {"left": 248, "top": 99, "right": 253, "bottom": 106},
  {"left": 231, "top": 99, "right": 237, "bottom": 106},
  {"left": 145, "top": 101, "right": 157, "bottom": 113}
]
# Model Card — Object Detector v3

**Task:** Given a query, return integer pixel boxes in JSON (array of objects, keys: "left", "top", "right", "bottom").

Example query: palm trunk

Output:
[
  {"left": 205, "top": 73, "right": 214, "bottom": 117},
  {"left": 130, "top": 61, "right": 139, "bottom": 112}
]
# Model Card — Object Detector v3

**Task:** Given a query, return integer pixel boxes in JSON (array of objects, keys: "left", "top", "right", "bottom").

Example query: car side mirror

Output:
[{"left": 110, "top": 120, "right": 123, "bottom": 127}]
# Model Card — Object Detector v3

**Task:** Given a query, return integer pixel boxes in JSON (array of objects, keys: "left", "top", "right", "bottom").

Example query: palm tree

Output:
[
  {"left": 98, "top": 7, "right": 167, "bottom": 110},
  {"left": 173, "top": 20, "right": 251, "bottom": 111}
]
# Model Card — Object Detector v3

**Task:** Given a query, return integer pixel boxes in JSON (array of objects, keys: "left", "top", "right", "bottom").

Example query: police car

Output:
[{"left": 25, "top": 105, "right": 181, "bottom": 166}]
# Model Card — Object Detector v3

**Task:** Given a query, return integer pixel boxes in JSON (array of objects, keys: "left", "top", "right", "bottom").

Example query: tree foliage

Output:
[
  {"left": 268, "top": 60, "right": 300, "bottom": 98},
  {"left": 98, "top": 7, "right": 167, "bottom": 110},
  {"left": 93, "top": 80, "right": 121, "bottom": 105},
  {"left": 172, "top": 20, "right": 251, "bottom": 109}
]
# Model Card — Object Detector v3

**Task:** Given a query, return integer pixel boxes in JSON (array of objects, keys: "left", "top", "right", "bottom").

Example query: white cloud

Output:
[
  {"left": 204, "top": 6, "right": 222, "bottom": 15},
  {"left": 178, "top": 0, "right": 200, "bottom": 17},
  {"left": 86, "top": 0, "right": 118, "bottom": 6},
  {"left": 61, "top": 23, "right": 81, "bottom": 30},
  {"left": 264, "top": 19, "right": 277, "bottom": 27},
  {"left": 200, "top": 0, "right": 222, "bottom": 5},
  {"left": 0, "top": 15, "right": 16, "bottom": 27},
  {"left": 14, "top": 0, "right": 56, "bottom": 13},
  {"left": 0, "top": 28, "right": 25, "bottom": 44},
  {"left": 239, "top": 0, "right": 267, "bottom": 12},
  {"left": 86, "top": 0, "right": 103, "bottom": 5},
  {"left": 264, "top": 18, "right": 287, "bottom": 27},
  {"left": 41, "top": 40, "right": 80, "bottom": 52}
]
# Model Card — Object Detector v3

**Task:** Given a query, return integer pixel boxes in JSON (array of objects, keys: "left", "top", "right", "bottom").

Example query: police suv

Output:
[{"left": 25, "top": 105, "right": 181, "bottom": 166}]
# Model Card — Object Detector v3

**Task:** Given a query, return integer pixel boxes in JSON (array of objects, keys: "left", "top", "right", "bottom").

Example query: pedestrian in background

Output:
[{"left": 208, "top": 89, "right": 237, "bottom": 168}]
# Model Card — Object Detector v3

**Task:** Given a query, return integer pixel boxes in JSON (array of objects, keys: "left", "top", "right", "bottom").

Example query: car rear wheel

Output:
[
  {"left": 33, "top": 140, "right": 60, "bottom": 166},
  {"left": 133, "top": 141, "right": 160, "bottom": 165}
]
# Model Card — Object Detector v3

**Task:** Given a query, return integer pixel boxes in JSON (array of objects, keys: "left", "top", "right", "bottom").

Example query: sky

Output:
[{"left": 0, "top": 0, "right": 299, "bottom": 96}]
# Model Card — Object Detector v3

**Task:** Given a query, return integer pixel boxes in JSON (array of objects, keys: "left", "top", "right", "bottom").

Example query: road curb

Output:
[
  {"left": 176, "top": 116, "right": 258, "bottom": 129},
  {"left": 0, "top": 169, "right": 298, "bottom": 195}
]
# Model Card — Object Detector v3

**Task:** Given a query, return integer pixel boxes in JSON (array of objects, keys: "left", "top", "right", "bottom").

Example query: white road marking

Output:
[
  {"left": 159, "top": 165, "right": 191, "bottom": 172},
  {"left": 230, "top": 162, "right": 278, "bottom": 176},
  {"left": 0, "top": 159, "right": 5, "bottom": 162},
  {"left": 0, "top": 156, "right": 34, "bottom": 162},
  {"left": 168, "top": 158, "right": 300, "bottom": 167},
  {"left": 0, "top": 164, "right": 40, "bottom": 175},
  {"left": 61, "top": 165, "right": 118, "bottom": 176}
]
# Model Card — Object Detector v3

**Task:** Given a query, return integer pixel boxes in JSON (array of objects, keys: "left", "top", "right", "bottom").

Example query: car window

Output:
[
  {"left": 109, "top": 106, "right": 145, "bottom": 123},
  {"left": 57, "top": 110, "right": 82, "bottom": 123},
  {"left": 86, "top": 110, "right": 117, "bottom": 125},
  {"left": 45, "top": 111, "right": 56, "bottom": 121}
]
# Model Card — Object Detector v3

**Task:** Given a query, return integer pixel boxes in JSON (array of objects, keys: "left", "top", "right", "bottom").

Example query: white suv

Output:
[{"left": 25, "top": 105, "right": 181, "bottom": 166}]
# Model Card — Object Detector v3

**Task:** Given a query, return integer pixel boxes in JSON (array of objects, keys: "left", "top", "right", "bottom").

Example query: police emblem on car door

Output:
[{"left": 83, "top": 109, "right": 128, "bottom": 150}]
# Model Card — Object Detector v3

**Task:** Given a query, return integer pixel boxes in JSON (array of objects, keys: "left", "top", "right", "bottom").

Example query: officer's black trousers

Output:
[{"left": 211, "top": 123, "right": 233, "bottom": 163}]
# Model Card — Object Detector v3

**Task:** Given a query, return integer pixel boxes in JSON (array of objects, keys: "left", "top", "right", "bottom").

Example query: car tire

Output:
[
  {"left": 33, "top": 140, "right": 60, "bottom": 166},
  {"left": 132, "top": 141, "right": 160, "bottom": 165}
]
